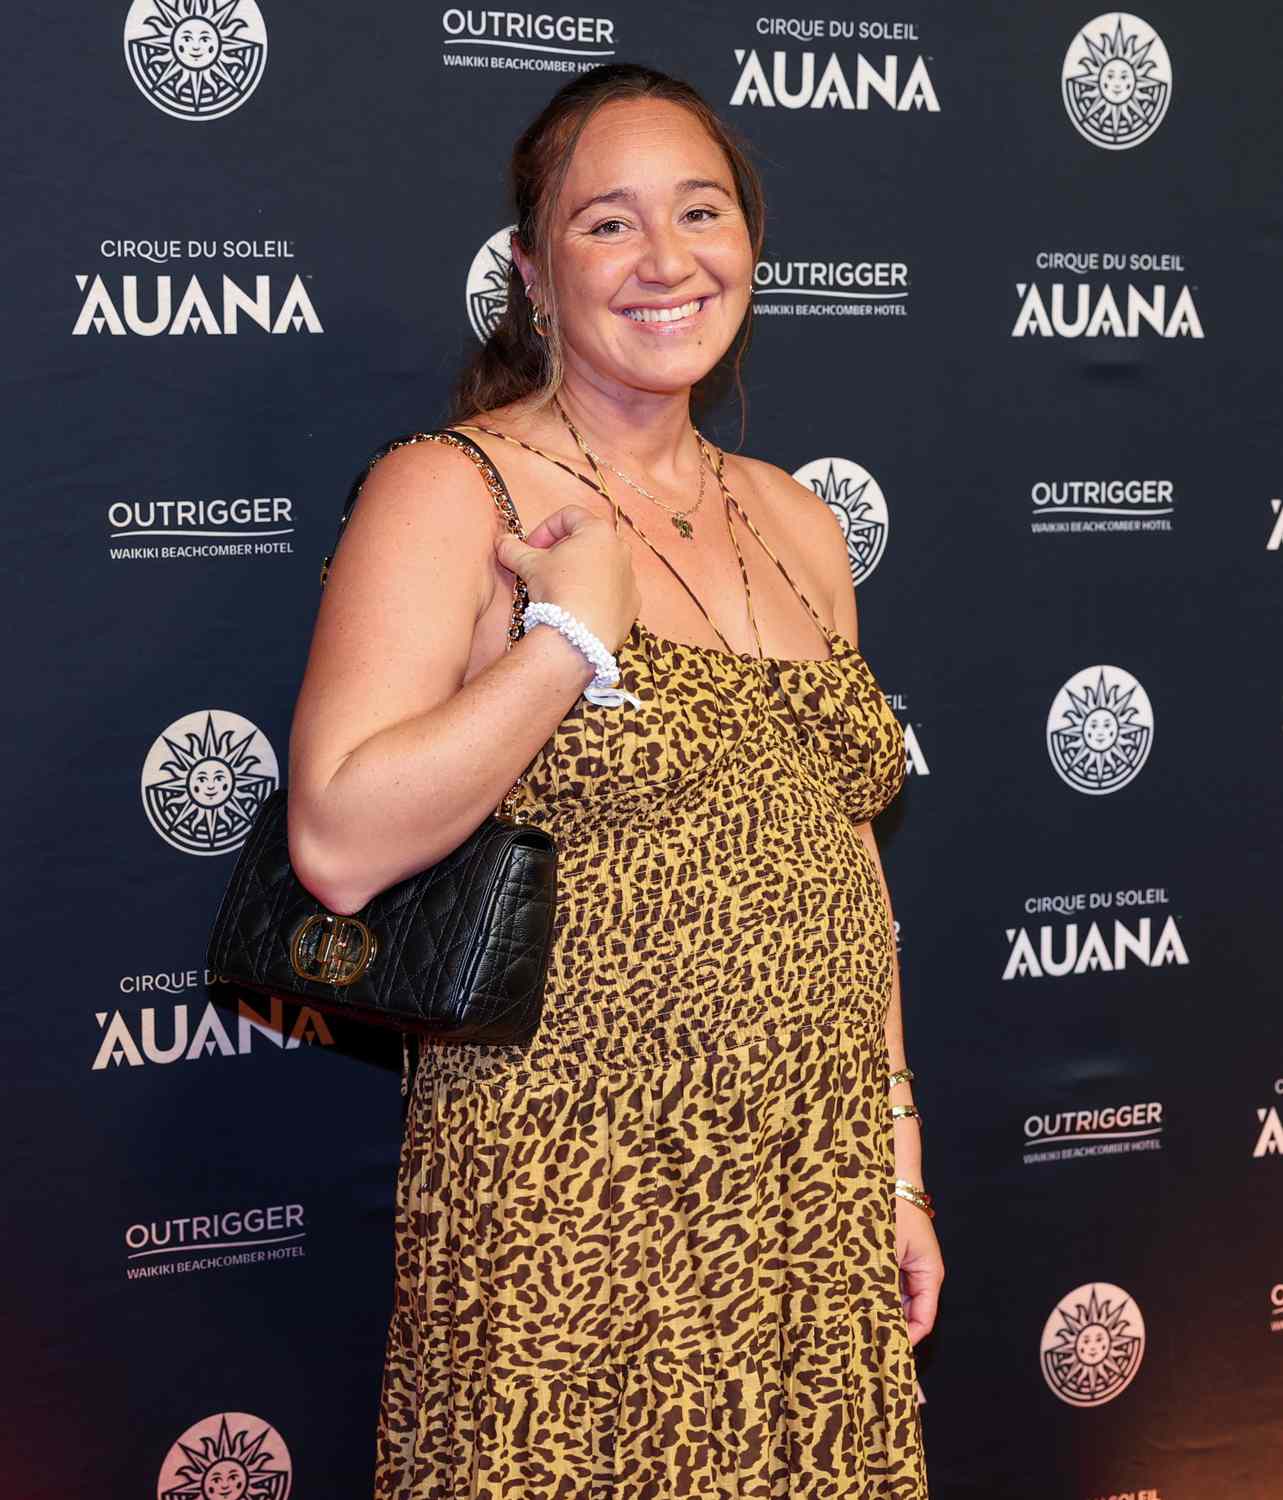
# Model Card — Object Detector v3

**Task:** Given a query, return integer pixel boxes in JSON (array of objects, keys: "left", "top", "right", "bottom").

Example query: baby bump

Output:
[{"left": 526, "top": 801, "right": 896, "bottom": 1066}]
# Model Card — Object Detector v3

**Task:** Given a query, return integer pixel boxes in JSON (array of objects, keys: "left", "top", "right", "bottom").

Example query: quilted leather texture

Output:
[{"left": 207, "top": 788, "right": 557, "bottom": 1043}]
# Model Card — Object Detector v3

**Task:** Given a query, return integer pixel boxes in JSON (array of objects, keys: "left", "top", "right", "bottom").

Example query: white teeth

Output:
[{"left": 622, "top": 298, "right": 703, "bottom": 323}]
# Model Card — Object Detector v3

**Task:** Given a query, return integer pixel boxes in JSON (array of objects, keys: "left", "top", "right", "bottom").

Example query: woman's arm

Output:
[
  {"left": 287, "top": 441, "right": 595, "bottom": 915},
  {"left": 854, "top": 815, "right": 942, "bottom": 1346},
  {"left": 795, "top": 467, "right": 943, "bottom": 1344},
  {"left": 790, "top": 468, "right": 921, "bottom": 1168},
  {"left": 852, "top": 820, "right": 921, "bottom": 1184}
]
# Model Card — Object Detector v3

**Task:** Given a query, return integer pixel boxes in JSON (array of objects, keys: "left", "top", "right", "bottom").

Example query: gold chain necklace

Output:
[{"left": 560, "top": 403, "right": 709, "bottom": 540}]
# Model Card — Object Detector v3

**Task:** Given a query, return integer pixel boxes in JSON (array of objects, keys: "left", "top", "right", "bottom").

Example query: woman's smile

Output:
[{"left": 616, "top": 293, "right": 714, "bottom": 332}]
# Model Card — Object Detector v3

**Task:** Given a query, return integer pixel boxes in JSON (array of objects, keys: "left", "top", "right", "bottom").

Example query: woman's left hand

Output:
[{"left": 895, "top": 1196, "right": 944, "bottom": 1346}]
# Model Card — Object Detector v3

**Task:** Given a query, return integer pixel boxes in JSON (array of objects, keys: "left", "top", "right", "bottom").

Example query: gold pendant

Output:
[{"left": 671, "top": 514, "right": 694, "bottom": 539}]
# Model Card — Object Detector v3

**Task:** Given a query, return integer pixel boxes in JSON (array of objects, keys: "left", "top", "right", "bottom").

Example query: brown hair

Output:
[{"left": 448, "top": 63, "right": 765, "bottom": 439}]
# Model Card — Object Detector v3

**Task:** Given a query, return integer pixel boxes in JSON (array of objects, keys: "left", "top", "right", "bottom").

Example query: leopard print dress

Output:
[{"left": 372, "top": 426, "right": 927, "bottom": 1498}]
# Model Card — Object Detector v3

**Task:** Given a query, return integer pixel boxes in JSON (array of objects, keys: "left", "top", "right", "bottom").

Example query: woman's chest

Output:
[{"left": 511, "top": 625, "right": 906, "bottom": 829}]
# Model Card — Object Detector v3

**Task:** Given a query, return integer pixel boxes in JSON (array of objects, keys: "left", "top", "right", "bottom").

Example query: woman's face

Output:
[{"left": 537, "top": 98, "right": 754, "bottom": 399}]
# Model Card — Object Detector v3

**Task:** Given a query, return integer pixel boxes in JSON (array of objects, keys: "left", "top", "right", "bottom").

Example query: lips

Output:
[{"left": 618, "top": 295, "right": 710, "bottom": 328}]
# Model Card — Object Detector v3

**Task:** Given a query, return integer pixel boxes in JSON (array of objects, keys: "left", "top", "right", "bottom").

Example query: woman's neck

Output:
[{"left": 551, "top": 371, "right": 699, "bottom": 484}]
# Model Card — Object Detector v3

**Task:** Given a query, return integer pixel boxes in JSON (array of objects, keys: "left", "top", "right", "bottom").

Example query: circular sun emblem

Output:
[
  {"left": 1062, "top": 14, "right": 1173, "bottom": 149},
  {"left": 1041, "top": 1283, "right": 1145, "bottom": 1406},
  {"left": 1046, "top": 664, "right": 1153, "bottom": 794},
  {"left": 792, "top": 457, "right": 889, "bottom": 586},
  {"left": 466, "top": 225, "right": 517, "bottom": 343},
  {"left": 124, "top": 0, "right": 269, "bottom": 122},
  {"left": 157, "top": 1412, "right": 291, "bottom": 1500},
  {"left": 141, "top": 709, "right": 279, "bottom": 855}
]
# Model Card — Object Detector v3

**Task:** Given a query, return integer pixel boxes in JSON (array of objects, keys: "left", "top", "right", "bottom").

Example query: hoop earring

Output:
[{"left": 531, "top": 303, "right": 549, "bottom": 338}]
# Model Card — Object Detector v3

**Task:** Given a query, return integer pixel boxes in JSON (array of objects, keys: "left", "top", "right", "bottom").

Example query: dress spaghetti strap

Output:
[
  {"left": 712, "top": 451, "right": 834, "bottom": 652},
  {"left": 450, "top": 421, "right": 832, "bottom": 662},
  {"left": 451, "top": 423, "right": 739, "bottom": 657}
]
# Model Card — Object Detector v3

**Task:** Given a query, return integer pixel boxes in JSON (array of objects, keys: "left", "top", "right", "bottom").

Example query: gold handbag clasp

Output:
[{"left": 290, "top": 912, "right": 377, "bottom": 985}]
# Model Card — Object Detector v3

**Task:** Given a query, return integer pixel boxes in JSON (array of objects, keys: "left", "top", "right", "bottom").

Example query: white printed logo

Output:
[
  {"left": 73, "top": 272, "right": 322, "bottom": 336},
  {"left": 1062, "top": 14, "right": 1172, "bottom": 150},
  {"left": 157, "top": 1412, "right": 291, "bottom": 1498},
  {"left": 441, "top": 10, "right": 616, "bottom": 65},
  {"left": 93, "top": 992, "right": 334, "bottom": 1071},
  {"left": 1046, "top": 666, "right": 1153, "bottom": 794},
  {"left": 1254, "top": 1106, "right": 1283, "bottom": 1157},
  {"left": 1012, "top": 281, "right": 1202, "bottom": 338},
  {"left": 141, "top": 710, "right": 278, "bottom": 854},
  {"left": 466, "top": 226, "right": 516, "bottom": 343},
  {"left": 126, "top": 1202, "right": 306, "bottom": 1281},
  {"left": 108, "top": 492, "right": 295, "bottom": 563},
  {"left": 124, "top": 0, "right": 268, "bottom": 122},
  {"left": 1041, "top": 1283, "right": 1145, "bottom": 1406},
  {"left": 730, "top": 49, "right": 939, "bottom": 112},
  {"left": 1267, "top": 499, "right": 1283, "bottom": 551},
  {"left": 792, "top": 457, "right": 889, "bottom": 585},
  {"left": 903, "top": 726, "right": 929, "bottom": 777},
  {"left": 1024, "top": 1101, "right": 1163, "bottom": 1165},
  {"left": 1030, "top": 477, "right": 1174, "bottom": 535}
]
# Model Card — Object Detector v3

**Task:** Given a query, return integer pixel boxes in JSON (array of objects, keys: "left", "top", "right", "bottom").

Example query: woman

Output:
[{"left": 288, "top": 62, "right": 941, "bottom": 1499}]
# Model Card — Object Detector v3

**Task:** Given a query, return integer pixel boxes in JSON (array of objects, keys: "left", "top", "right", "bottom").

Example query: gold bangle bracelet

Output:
[
  {"left": 887, "top": 1067, "right": 915, "bottom": 1090},
  {"left": 893, "top": 1178, "right": 935, "bottom": 1219},
  {"left": 890, "top": 1104, "right": 923, "bottom": 1126}
]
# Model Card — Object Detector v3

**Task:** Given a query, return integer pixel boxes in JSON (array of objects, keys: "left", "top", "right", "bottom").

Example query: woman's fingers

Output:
[
  {"left": 523, "top": 504, "right": 599, "bottom": 549},
  {"left": 901, "top": 1261, "right": 942, "bottom": 1345},
  {"left": 493, "top": 504, "right": 639, "bottom": 654},
  {"left": 895, "top": 1199, "right": 944, "bottom": 1346}
]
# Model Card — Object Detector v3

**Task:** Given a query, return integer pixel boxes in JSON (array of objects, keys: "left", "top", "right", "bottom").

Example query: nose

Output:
[{"left": 634, "top": 221, "right": 698, "bottom": 287}]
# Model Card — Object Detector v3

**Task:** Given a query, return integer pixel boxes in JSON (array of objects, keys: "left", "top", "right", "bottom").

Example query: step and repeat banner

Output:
[{"left": 5, "top": 4, "right": 1280, "bottom": 1497}]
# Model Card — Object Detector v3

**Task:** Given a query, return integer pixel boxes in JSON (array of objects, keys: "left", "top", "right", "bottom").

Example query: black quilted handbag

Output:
[{"left": 207, "top": 429, "right": 557, "bottom": 1046}]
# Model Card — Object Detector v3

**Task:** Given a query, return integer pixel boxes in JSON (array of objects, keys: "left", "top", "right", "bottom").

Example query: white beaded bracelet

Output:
[{"left": 522, "top": 602, "right": 642, "bottom": 709}]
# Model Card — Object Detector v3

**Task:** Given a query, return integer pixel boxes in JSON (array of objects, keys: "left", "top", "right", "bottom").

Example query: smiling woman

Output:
[
  {"left": 285, "top": 60, "right": 935, "bottom": 1500},
  {"left": 449, "top": 71, "right": 764, "bottom": 435}
]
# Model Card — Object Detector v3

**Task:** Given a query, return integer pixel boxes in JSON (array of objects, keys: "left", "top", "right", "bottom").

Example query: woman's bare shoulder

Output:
[
  {"left": 722, "top": 448, "right": 844, "bottom": 539},
  {"left": 720, "top": 447, "right": 850, "bottom": 600},
  {"left": 440, "top": 401, "right": 613, "bottom": 531}
]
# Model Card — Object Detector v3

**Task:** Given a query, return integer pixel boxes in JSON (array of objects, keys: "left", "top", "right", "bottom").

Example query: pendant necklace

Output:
[{"left": 571, "top": 419, "right": 710, "bottom": 540}]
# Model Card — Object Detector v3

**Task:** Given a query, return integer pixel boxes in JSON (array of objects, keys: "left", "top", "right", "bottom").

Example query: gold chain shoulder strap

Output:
[
  {"left": 452, "top": 422, "right": 619, "bottom": 518},
  {"left": 318, "top": 428, "right": 532, "bottom": 823}
]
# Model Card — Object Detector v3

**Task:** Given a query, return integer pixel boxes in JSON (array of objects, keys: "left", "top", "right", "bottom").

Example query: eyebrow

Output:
[{"left": 567, "top": 177, "right": 735, "bottom": 220}]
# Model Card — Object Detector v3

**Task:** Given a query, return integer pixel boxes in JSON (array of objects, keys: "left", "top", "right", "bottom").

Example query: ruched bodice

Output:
[{"left": 519, "top": 618, "right": 905, "bottom": 826}]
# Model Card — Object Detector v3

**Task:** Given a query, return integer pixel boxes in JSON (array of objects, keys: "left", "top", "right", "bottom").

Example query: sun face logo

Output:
[
  {"left": 157, "top": 1412, "right": 291, "bottom": 1499},
  {"left": 124, "top": 0, "right": 269, "bottom": 122},
  {"left": 1062, "top": 14, "right": 1172, "bottom": 149},
  {"left": 466, "top": 226, "right": 516, "bottom": 343},
  {"left": 791, "top": 457, "right": 889, "bottom": 585},
  {"left": 1046, "top": 665, "right": 1153, "bottom": 794},
  {"left": 141, "top": 709, "right": 279, "bottom": 855},
  {"left": 1040, "top": 1282, "right": 1145, "bottom": 1406}
]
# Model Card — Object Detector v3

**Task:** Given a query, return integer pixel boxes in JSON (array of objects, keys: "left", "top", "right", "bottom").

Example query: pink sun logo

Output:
[{"left": 156, "top": 1413, "right": 292, "bottom": 1500}]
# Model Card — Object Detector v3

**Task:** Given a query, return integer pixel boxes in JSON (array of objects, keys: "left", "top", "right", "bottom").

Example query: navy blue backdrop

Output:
[{"left": 5, "top": 4, "right": 1281, "bottom": 1497}]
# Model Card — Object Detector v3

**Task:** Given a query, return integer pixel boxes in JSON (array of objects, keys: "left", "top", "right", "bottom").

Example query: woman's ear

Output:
[{"left": 509, "top": 233, "right": 534, "bottom": 293}]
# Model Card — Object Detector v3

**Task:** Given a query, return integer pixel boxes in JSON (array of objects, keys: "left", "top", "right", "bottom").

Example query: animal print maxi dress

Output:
[{"left": 373, "top": 428, "right": 927, "bottom": 1498}]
